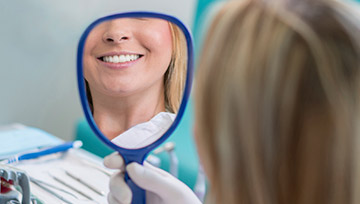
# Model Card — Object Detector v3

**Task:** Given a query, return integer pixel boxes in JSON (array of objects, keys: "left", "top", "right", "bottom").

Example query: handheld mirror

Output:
[{"left": 77, "top": 12, "right": 193, "bottom": 204}]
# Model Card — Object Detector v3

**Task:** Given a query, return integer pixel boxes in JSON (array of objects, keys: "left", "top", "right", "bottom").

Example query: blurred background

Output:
[{"left": 0, "top": 0, "right": 358, "bottom": 192}]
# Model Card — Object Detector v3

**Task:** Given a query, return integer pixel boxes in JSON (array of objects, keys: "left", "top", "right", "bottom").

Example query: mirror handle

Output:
[
  {"left": 122, "top": 152, "right": 147, "bottom": 204},
  {"left": 125, "top": 173, "right": 146, "bottom": 204}
]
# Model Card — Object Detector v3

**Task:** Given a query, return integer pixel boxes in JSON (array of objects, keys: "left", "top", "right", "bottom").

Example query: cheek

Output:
[
  {"left": 142, "top": 26, "right": 173, "bottom": 66},
  {"left": 83, "top": 55, "right": 96, "bottom": 81},
  {"left": 83, "top": 58, "right": 91, "bottom": 80},
  {"left": 83, "top": 37, "right": 99, "bottom": 80},
  {"left": 152, "top": 30, "right": 172, "bottom": 53}
]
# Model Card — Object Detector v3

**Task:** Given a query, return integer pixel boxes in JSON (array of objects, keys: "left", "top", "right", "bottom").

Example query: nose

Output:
[{"left": 102, "top": 30, "right": 130, "bottom": 44}]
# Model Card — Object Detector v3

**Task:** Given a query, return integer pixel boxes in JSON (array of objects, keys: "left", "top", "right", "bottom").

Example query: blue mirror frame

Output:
[{"left": 77, "top": 11, "right": 194, "bottom": 165}]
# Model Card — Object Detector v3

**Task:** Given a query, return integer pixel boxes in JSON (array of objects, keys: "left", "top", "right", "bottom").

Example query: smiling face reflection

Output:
[
  {"left": 82, "top": 17, "right": 186, "bottom": 148},
  {"left": 84, "top": 18, "right": 172, "bottom": 97}
]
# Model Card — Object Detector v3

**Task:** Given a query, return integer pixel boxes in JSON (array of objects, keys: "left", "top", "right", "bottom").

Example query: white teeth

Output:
[
  {"left": 119, "top": 55, "right": 126, "bottom": 62},
  {"left": 113, "top": 55, "right": 119, "bottom": 63},
  {"left": 102, "top": 54, "right": 140, "bottom": 63}
]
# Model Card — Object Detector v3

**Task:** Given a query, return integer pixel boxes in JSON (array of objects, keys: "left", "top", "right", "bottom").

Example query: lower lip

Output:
[{"left": 97, "top": 57, "right": 142, "bottom": 70}]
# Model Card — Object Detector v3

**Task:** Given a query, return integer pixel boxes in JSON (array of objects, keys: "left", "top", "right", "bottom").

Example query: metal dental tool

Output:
[
  {"left": 64, "top": 170, "right": 105, "bottom": 196},
  {"left": 30, "top": 178, "right": 73, "bottom": 204},
  {"left": 79, "top": 159, "right": 112, "bottom": 177},
  {"left": 153, "top": 142, "right": 178, "bottom": 177},
  {"left": 146, "top": 154, "right": 161, "bottom": 168},
  {"left": 29, "top": 177, "right": 79, "bottom": 199},
  {"left": 0, "top": 164, "right": 31, "bottom": 204},
  {"left": 194, "top": 164, "right": 206, "bottom": 202},
  {"left": 49, "top": 174, "right": 94, "bottom": 201}
]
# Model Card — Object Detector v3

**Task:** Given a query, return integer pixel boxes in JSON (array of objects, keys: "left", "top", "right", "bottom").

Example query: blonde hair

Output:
[
  {"left": 165, "top": 22, "right": 187, "bottom": 113},
  {"left": 195, "top": 0, "right": 360, "bottom": 204}
]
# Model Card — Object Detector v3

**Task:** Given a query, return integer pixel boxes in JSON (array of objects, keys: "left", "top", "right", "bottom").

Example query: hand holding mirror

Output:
[{"left": 77, "top": 12, "right": 194, "bottom": 204}]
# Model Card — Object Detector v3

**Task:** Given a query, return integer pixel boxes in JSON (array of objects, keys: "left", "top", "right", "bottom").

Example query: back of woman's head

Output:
[{"left": 195, "top": 0, "right": 360, "bottom": 203}]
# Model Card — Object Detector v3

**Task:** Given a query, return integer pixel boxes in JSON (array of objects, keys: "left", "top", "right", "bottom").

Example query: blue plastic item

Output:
[
  {"left": 77, "top": 12, "right": 194, "bottom": 204},
  {"left": 3, "top": 141, "right": 82, "bottom": 164}
]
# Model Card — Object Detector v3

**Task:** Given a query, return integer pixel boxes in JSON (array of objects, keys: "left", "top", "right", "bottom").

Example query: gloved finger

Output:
[
  {"left": 108, "top": 193, "right": 126, "bottom": 204},
  {"left": 108, "top": 193, "right": 132, "bottom": 204},
  {"left": 143, "top": 161, "right": 174, "bottom": 177},
  {"left": 104, "top": 152, "right": 125, "bottom": 170},
  {"left": 127, "top": 163, "right": 202, "bottom": 204},
  {"left": 126, "top": 162, "right": 175, "bottom": 194},
  {"left": 109, "top": 171, "right": 132, "bottom": 203}
]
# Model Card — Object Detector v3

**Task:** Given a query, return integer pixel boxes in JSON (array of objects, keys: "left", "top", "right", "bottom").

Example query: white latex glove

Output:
[{"left": 104, "top": 152, "right": 202, "bottom": 204}]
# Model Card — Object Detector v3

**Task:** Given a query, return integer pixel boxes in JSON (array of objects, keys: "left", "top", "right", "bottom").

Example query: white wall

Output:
[{"left": 0, "top": 0, "right": 196, "bottom": 140}]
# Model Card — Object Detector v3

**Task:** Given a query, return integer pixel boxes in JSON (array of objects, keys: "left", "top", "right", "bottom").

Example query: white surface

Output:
[
  {"left": 0, "top": 0, "right": 196, "bottom": 141},
  {"left": 111, "top": 112, "right": 176, "bottom": 149},
  {"left": 14, "top": 149, "right": 114, "bottom": 204}
]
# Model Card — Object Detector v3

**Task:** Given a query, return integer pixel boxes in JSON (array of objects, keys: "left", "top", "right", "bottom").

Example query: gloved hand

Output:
[{"left": 104, "top": 152, "right": 202, "bottom": 204}]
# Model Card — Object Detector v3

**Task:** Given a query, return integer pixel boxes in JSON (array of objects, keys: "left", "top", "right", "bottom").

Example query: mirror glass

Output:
[{"left": 81, "top": 16, "right": 188, "bottom": 149}]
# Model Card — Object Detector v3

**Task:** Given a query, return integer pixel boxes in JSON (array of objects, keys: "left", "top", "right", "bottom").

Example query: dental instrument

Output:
[
  {"left": 193, "top": 164, "right": 206, "bottom": 202},
  {"left": 50, "top": 174, "right": 94, "bottom": 201},
  {"left": 29, "top": 177, "right": 79, "bottom": 199},
  {"left": 146, "top": 154, "right": 161, "bottom": 168},
  {"left": 64, "top": 170, "right": 105, "bottom": 196},
  {"left": 79, "top": 159, "right": 112, "bottom": 177},
  {"left": 153, "top": 142, "right": 178, "bottom": 177},
  {"left": 30, "top": 178, "right": 73, "bottom": 204},
  {"left": 2, "top": 141, "right": 83, "bottom": 164},
  {"left": 1, "top": 178, "right": 21, "bottom": 204},
  {"left": 1, "top": 164, "right": 31, "bottom": 204}
]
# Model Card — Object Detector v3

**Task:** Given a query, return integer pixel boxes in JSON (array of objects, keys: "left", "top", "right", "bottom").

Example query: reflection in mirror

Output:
[{"left": 82, "top": 17, "right": 187, "bottom": 149}]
